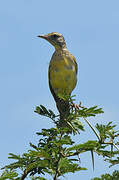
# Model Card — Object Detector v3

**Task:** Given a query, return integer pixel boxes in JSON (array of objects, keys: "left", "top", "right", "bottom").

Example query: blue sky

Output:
[{"left": 0, "top": 0, "right": 119, "bottom": 179}]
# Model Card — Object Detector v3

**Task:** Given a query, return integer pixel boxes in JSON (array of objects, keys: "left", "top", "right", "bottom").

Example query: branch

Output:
[
  {"left": 20, "top": 170, "right": 30, "bottom": 180},
  {"left": 83, "top": 118, "right": 119, "bottom": 152},
  {"left": 53, "top": 153, "right": 61, "bottom": 180},
  {"left": 53, "top": 132, "right": 63, "bottom": 180}
]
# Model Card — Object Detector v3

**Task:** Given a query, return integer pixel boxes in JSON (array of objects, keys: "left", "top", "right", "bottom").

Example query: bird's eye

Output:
[{"left": 52, "top": 34, "right": 58, "bottom": 39}]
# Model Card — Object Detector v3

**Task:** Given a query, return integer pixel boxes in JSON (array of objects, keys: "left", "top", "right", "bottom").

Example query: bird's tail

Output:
[
  {"left": 49, "top": 81, "right": 71, "bottom": 127},
  {"left": 56, "top": 97, "right": 73, "bottom": 133},
  {"left": 56, "top": 97, "right": 70, "bottom": 120}
]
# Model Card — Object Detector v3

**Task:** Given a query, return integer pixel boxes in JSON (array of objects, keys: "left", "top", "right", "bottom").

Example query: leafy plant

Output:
[{"left": 0, "top": 96, "right": 119, "bottom": 180}]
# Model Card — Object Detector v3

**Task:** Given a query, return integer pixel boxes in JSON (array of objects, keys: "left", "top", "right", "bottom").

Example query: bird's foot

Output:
[
  {"left": 72, "top": 103, "right": 79, "bottom": 110},
  {"left": 79, "top": 101, "right": 85, "bottom": 108},
  {"left": 71, "top": 102, "right": 85, "bottom": 112}
]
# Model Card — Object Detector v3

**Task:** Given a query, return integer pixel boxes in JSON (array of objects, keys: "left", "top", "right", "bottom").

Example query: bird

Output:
[{"left": 38, "top": 32, "right": 78, "bottom": 121}]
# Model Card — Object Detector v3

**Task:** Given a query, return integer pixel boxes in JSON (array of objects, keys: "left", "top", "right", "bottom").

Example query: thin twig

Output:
[
  {"left": 113, "top": 143, "right": 119, "bottom": 151},
  {"left": 103, "top": 142, "right": 119, "bottom": 151},
  {"left": 84, "top": 118, "right": 100, "bottom": 141}
]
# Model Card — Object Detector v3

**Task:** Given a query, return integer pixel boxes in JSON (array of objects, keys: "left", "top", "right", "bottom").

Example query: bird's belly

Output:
[{"left": 49, "top": 61, "right": 77, "bottom": 95}]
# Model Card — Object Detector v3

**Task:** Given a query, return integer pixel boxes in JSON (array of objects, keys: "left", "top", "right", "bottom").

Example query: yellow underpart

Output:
[{"left": 49, "top": 56, "right": 77, "bottom": 95}]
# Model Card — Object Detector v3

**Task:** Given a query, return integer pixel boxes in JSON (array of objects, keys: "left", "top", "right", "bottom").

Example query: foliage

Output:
[
  {"left": 92, "top": 170, "right": 119, "bottom": 180},
  {"left": 0, "top": 169, "right": 19, "bottom": 180},
  {"left": 0, "top": 96, "right": 119, "bottom": 179}
]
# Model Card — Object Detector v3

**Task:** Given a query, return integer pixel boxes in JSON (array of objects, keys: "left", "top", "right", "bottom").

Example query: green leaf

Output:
[
  {"left": 77, "top": 106, "right": 104, "bottom": 118},
  {"left": 26, "top": 160, "right": 49, "bottom": 172},
  {"left": 0, "top": 169, "right": 19, "bottom": 180},
  {"left": 8, "top": 153, "right": 21, "bottom": 160},
  {"left": 67, "top": 141, "right": 99, "bottom": 151},
  {"left": 28, "top": 150, "right": 51, "bottom": 159},
  {"left": 58, "top": 158, "right": 86, "bottom": 175}
]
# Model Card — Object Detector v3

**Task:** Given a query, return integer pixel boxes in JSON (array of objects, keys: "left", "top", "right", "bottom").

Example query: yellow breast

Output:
[{"left": 49, "top": 51, "right": 77, "bottom": 96}]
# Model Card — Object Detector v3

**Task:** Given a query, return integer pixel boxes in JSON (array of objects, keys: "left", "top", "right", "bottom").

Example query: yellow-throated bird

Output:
[{"left": 38, "top": 32, "right": 78, "bottom": 120}]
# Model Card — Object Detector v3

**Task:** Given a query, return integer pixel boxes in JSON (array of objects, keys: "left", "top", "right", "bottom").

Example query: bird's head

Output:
[{"left": 37, "top": 32, "right": 66, "bottom": 50}]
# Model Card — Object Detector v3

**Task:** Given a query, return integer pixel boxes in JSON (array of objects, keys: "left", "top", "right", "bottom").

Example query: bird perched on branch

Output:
[{"left": 38, "top": 32, "right": 78, "bottom": 120}]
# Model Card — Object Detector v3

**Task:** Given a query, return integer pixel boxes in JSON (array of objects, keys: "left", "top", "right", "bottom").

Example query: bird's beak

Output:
[{"left": 37, "top": 35, "right": 48, "bottom": 40}]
